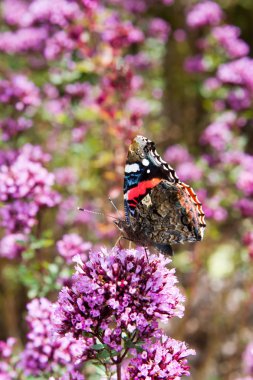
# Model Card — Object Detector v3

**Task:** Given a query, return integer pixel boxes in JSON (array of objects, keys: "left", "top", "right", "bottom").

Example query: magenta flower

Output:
[
  {"left": 20, "top": 298, "right": 87, "bottom": 377},
  {"left": 0, "top": 151, "right": 60, "bottom": 207},
  {"left": 0, "top": 200, "right": 39, "bottom": 234},
  {"left": 57, "top": 234, "right": 92, "bottom": 263},
  {"left": 164, "top": 144, "right": 191, "bottom": 164},
  {"left": 148, "top": 18, "right": 171, "bottom": 42},
  {"left": 0, "top": 233, "right": 27, "bottom": 259},
  {"left": 186, "top": 1, "right": 223, "bottom": 29},
  {"left": 0, "top": 337, "right": 17, "bottom": 380},
  {"left": 126, "top": 334, "right": 195, "bottom": 379},
  {"left": 243, "top": 343, "right": 253, "bottom": 376},
  {"left": 0, "top": 74, "right": 40, "bottom": 111},
  {"left": 54, "top": 247, "right": 184, "bottom": 351},
  {"left": 217, "top": 58, "right": 253, "bottom": 93},
  {"left": 102, "top": 18, "right": 144, "bottom": 49},
  {"left": 55, "top": 167, "right": 77, "bottom": 186},
  {"left": 0, "top": 117, "right": 32, "bottom": 141},
  {"left": 0, "top": 27, "right": 47, "bottom": 54},
  {"left": 184, "top": 55, "right": 207, "bottom": 73},
  {"left": 211, "top": 25, "right": 249, "bottom": 58},
  {"left": 200, "top": 121, "right": 233, "bottom": 151}
]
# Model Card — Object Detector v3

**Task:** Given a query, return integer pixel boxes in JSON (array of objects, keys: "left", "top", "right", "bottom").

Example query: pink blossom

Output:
[
  {"left": 212, "top": 25, "right": 249, "bottom": 58},
  {"left": 54, "top": 247, "right": 185, "bottom": 352},
  {"left": 126, "top": 335, "right": 195, "bottom": 379},
  {"left": 186, "top": 1, "right": 223, "bottom": 29},
  {"left": 57, "top": 234, "right": 91, "bottom": 263},
  {"left": 0, "top": 233, "right": 27, "bottom": 259}
]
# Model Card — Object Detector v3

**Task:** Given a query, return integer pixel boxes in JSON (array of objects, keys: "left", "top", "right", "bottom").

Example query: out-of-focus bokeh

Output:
[{"left": 0, "top": 0, "right": 253, "bottom": 379}]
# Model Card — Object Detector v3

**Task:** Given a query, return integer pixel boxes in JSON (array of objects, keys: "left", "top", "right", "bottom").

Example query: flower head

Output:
[
  {"left": 186, "top": 1, "right": 223, "bottom": 29},
  {"left": 54, "top": 247, "right": 184, "bottom": 352},
  {"left": 126, "top": 334, "right": 195, "bottom": 379},
  {"left": 57, "top": 234, "right": 92, "bottom": 263},
  {"left": 20, "top": 298, "right": 87, "bottom": 377}
]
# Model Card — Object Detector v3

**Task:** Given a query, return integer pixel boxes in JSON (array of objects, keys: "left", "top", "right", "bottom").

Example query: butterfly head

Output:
[{"left": 127, "top": 135, "right": 155, "bottom": 163}]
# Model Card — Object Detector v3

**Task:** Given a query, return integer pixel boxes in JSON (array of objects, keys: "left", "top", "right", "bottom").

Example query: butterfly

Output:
[{"left": 114, "top": 135, "right": 206, "bottom": 255}]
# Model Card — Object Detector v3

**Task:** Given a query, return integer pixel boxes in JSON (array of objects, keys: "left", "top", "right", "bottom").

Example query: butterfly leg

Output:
[
  {"left": 114, "top": 235, "right": 124, "bottom": 249},
  {"left": 144, "top": 247, "right": 149, "bottom": 262}
]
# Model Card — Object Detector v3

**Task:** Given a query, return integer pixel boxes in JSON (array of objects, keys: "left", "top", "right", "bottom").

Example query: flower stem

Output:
[{"left": 117, "top": 362, "right": 121, "bottom": 380}]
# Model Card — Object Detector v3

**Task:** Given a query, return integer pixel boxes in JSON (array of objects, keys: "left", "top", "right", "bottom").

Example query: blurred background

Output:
[{"left": 0, "top": 0, "right": 253, "bottom": 379}]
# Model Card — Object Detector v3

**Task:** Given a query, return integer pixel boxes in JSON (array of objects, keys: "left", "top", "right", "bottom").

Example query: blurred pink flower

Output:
[
  {"left": 0, "top": 233, "right": 27, "bottom": 259},
  {"left": 57, "top": 233, "right": 91, "bottom": 263},
  {"left": 148, "top": 18, "right": 171, "bottom": 42},
  {"left": 186, "top": 1, "right": 223, "bottom": 29},
  {"left": 212, "top": 25, "right": 249, "bottom": 58}
]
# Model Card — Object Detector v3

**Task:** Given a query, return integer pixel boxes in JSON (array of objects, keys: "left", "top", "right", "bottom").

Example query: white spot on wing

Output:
[
  {"left": 142, "top": 158, "right": 149, "bottom": 166},
  {"left": 125, "top": 163, "right": 140, "bottom": 173}
]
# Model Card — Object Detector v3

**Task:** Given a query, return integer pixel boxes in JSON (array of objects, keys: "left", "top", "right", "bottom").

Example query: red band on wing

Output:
[{"left": 127, "top": 178, "right": 162, "bottom": 204}]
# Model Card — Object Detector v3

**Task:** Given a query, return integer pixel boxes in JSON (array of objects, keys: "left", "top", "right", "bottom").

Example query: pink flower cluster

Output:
[
  {"left": 57, "top": 233, "right": 92, "bottom": 263},
  {"left": 0, "top": 337, "right": 17, "bottom": 380},
  {"left": 186, "top": 1, "right": 223, "bottom": 29},
  {"left": 53, "top": 247, "right": 194, "bottom": 377},
  {"left": 126, "top": 335, "right": 195, "bottom": 379},
  {"left": 20, "top": 298, "right": 86, "bottom": 378}
]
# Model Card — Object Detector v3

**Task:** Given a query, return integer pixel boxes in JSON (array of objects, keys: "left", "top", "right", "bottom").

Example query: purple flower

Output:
[
  {"left": 2, "top": 0, "right": 29, "bottom": 26},
  {"left": 148, "top": 18, "right": 171, "bottom": 42},
  {"left": 0, "top": 337, "right": 17, "bottom": 380},
  {"left": 20, "top": 298, "right": 87, "bottom": 377},
  {"left": 186, "top": 1, "right": 223, "bottom": 29},
  {"left": 44, "top": 31, "right": 75, "bottom": 60},
  {"left": 0, "top": 233, "right": 27, "bottom": 259},
  {"left": 0, "top": 150, "right": 60, "bottom": 207},
  {"left": 126, "top": 334, "right": 195, "bottom": 379},
  {"left": 236, "top": 199, "right": 253, "bottom": 218},
  {"left": 211, "top": 25, "right": 249, "bottom": 58},
  {"left": 57, "top": 234, "right": 91, "bottom": 263},
  {"left": 200, "top": 121, "right": 233, "bottom": 151},
  {"left": 203, "top": 77, "right": 221, "bottom": 92},
  {"left": 164, "top": 144, "right": 191, "bottom": 164},
  {"left": 184, "top": 55, "right": 207, "bottom": 73},
  {"left": 54, "top": 247, "right": 184, "bottom": 352},
  {"left": 0, "top": 27, "right": 47, "bottom": 54},
  {"left": 102, "top": 17, "right": 144, "bottom": 49},
  {"left": 71, "top": 126, "right": 87, "bottom": 143},
  {"left": 227, "top": 88, "right": 251, "bottom": 111},
  {"left": 0, "top": 75, "right": 40, "bottom": 111},
  {"left": 0, "top": 117, "right": 32, "bottom": 141},
  {"left": 243, "top": 342, "right": 253, "bottom": 375},
  {"left": 176, "top": 162, "right": 203, "bottom": 182},
  {"left": 217, "top": 58, "right": 253, "bottom": 93},
  {"left": 237, "top": 170, "right": 253, "bottom": 196},
  {"left": 23, "top": 0, "right": 80, "bottom": 28},
  {"left": 0, "top": 200, "right": 39, "bottom": 234},
  {"left": 55, "top": 167, "right": 77, "bottom": 186}
]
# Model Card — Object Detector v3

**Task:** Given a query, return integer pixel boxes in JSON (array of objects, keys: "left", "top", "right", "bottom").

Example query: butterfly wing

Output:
[
  {"left": 122, "top": 135, "right": 206, "bottom": 250},
  {"left": 130, "top": 180, "right": 205, "bottom": 245},
  {"left": 123, "top": 135, "right": 179, "bottom": 223}
]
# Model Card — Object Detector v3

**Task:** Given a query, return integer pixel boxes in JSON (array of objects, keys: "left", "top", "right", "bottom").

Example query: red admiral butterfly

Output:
[{"left": 115, "top": 135, "right": 206, "bottom": 255}]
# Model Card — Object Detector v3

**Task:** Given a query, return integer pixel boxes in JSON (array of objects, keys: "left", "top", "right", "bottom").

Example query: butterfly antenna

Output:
[
  {"left": 77, "top": 208, "right": 118, "bottom": 221},
  {"left": 108, "top": 197, "right": 121, "bottom": 217}
]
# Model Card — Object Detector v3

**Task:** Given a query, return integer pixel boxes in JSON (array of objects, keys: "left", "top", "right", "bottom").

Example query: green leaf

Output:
[{"left": 91, "top": 344, "right": 106, "bottom": 351}]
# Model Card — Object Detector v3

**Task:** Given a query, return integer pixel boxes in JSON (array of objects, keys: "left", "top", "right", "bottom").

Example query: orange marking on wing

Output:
[{"left": 128, "top": 178, "right": 161, "bottom": 202}]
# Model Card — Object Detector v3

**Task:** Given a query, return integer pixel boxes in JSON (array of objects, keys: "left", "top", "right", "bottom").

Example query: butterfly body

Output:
[{"left": 115, "top": 135, "right": 206, "bottom": 255}]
